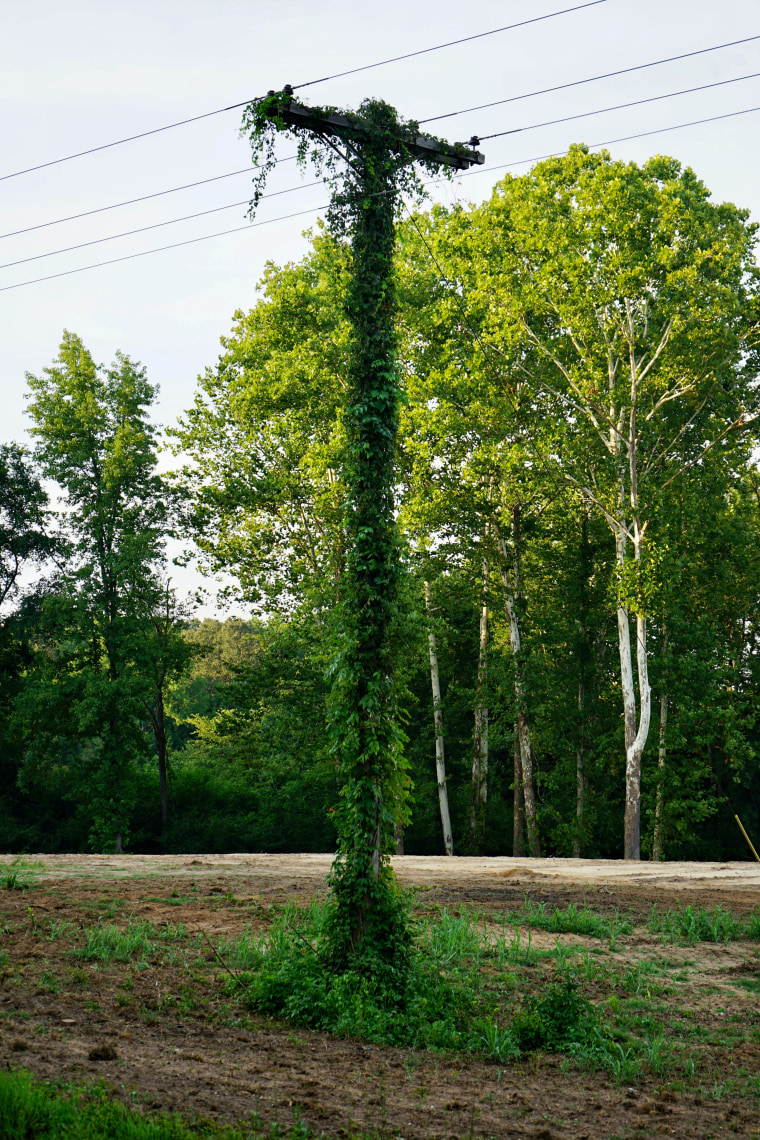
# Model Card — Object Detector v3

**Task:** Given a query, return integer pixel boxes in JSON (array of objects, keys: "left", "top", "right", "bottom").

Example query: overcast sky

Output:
[{"left": 2, "top": 0, "right": 759, "bottom": 605}]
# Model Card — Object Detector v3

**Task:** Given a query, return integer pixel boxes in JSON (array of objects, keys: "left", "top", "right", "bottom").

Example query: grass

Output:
[
  {"left": 6, "top": 887, "right": 760, "bottom": 1122},
  {"left": 508, "top": 899, "right": 632, "bottom": 944},
  {"left": 647, "top": 903, "right": 760, "bottom": 944},
  {"left": 0, "top": 1069, "right": 336, "bottom": 1139},
  {"left": 73, "top": 918, "right": 187, "bottom": 964},
  {"left": 214, "top": 901, "right": 694, "bottom": 1082}
]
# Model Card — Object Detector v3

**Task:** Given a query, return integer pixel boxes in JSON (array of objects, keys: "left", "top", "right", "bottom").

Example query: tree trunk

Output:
[
  {"left": 497, "top": 508, "right": 541, "bottom": 858},
  {"left": 469, "top": 550, "right": 489, "bottom": 854},
  {"left": 573, "top": 509, "right": 591, "bottom": 859},
  {"left": 424, "top": 581, "right": 454, "bottom": 856},
  {"left": 652, "top": 627, "right": 669, "bottom": 861},
  {"left": 155, "top": 686, "right": 169, "bottom": 848},
  {"left": 651, "top": 692, "right": 668, "bottom": 861},
  {"left": 573, "top": 677, "right": 585, "bottom": 859},
  {"left": 513, "top": 725, "right": 525, "bottom": 857},
  {"left": 616, "top": 523, "right": 652, "bottom": 860}
]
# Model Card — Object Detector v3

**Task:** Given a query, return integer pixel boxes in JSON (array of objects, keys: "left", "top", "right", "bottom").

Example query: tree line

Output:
[{"left": 2, "top": 145, "right": 759, "bottom": 861}]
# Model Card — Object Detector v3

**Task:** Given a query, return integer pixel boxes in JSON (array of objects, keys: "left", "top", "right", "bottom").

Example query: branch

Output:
[
  {"left": 641, "top": 385, "right": 715, "bottom": 477},
  {"left": 633, "top": 316, "right": 674, "bottom": 386},
  {"left": 562, "top": 473, "right": 635, "bottom": 542},
  {"left": 522, "top": 324, "right": 625, "bottom": 452},
  {"left": 659, "top": 409, "right": 759, "bottom": 492}
]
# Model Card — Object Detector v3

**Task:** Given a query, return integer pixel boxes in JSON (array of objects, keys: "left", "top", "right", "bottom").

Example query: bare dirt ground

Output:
[{"left": 1, "top": 853, "right": 760, "bottom": 1139}]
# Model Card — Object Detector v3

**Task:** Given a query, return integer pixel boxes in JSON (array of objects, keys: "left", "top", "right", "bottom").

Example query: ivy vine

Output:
[{"left": 241, "top": 92, "right": 453, "bottom": 969}]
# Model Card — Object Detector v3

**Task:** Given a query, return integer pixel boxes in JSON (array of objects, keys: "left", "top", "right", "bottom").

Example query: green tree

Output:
[
  {"left": 24, "top": 331, "right": 175, "bottom": 851},
  {"left": 473, "top": 147, "right": 760, "bottom": 859}
]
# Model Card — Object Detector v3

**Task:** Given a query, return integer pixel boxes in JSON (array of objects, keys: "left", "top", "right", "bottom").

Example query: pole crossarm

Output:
[{"left": 265, "top": 91, "right": 485, "bottom": 170}]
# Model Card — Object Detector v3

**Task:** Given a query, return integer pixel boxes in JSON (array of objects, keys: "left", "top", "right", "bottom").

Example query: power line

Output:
[
  {"left": 293, "top": 1, "right": 609, "bottom": 89},
  {"left": 0, "top": 180, "right": 322, "bottom": 271},
  {"left": 0, "top": 204, "right": 328, "bottom": 294},
  {"left": 2, "top": 19, "right": 756, "bottom": 187},
  {"left": 8, "top": 76, "right": 759, "bottom": 271},
  {"left": 4, "top": 98, "right": 760, "bottom": 294},
  {"left": 0, "top": 1, "right": 609, "bottom": 183},
  {"left": 477, "top": 70, "right": 760, "bottom": 142},
  {"left": 420, "top": 33, "right": 760, "bottom": 124},
  {"left": 0, "top": 99, "right": 256, "bottom": 184},
  {"left": 0, "top": 157, "right": 297, "bottom": 241}
]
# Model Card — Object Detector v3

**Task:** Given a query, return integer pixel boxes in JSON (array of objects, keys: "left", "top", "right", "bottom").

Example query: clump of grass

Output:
[
  {"left": 234, "top": 900, "right": 478, "bottom": 1051},
  {"left": 74, "top": 920, "right": 158, "bottom": 964},
  {"left": 648, "top": 904, "right": 760, "bottom": 945},
  {"left": 511, "top": 900, "right": 631, "bottom": 942},
  {"left": 0, "top": 1068, "right": 326, "bottom": 1139},
  {"left": 511, "top": 971, "right": 598, "bottom": 1052}
]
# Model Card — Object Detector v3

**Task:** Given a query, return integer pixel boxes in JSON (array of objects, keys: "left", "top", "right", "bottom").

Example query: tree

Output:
[
  {"left": 24, "top": 331, "right": 174, "bottom": 851},
  {"left": 172, "top": 231, "right": 351, "bottom": 615},
  {"left": 474, "top": 146, "right": 760, "bottom": 859},
  {"left": 0, "top": 443, "right": 54, "bottom": 612}
]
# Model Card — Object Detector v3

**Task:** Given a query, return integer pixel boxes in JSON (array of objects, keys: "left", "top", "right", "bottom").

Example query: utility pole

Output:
[{"left": 243, "top": 90, "right": 483, "bottom": 965}]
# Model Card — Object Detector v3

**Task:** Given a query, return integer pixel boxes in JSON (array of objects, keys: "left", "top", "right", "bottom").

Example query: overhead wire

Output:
[
  {"left": 419, "top": 33, "right": 760, "bottom": 124},
  {"left": 474, "top": 69, "right": 760, "bottom": 142},
  {"left": 6, "top": 82, "right": 760, "bottom": 277},
  {"left": 9, "top": 64, "right": 760, "bottom": 247},
  {"left": 0, "top": 157, "right": 297, "bottom": 241},
  {"left": 0, "top": 179, "right": 322, "bottom": 271},
  {"left": 0, "top": 1, "right": 609, "bottom": 183},
  {"left": 292, "top": 0, "right": 609, "bottom": 88},
  {"left": 0, "top": 99, "right": 256, "bottom": 184},
  {"left": 5, "top": 82, "right": 760, "bottom": 291},
  {"left": 0, "top": 204, "right": 329, "bottom": 294}
]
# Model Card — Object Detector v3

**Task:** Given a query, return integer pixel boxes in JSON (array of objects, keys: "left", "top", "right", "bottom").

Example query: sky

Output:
[{"left": 2, "top": 0, "right": 759, "bottom": 606}]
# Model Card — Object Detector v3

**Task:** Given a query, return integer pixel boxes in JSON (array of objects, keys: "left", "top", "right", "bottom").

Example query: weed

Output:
[
  {"left": 620, "top": 959, "right": 663, "bottom": 996},
  {"left": 0, "top": 1067, "right": 335, "bottom": 1138},
  {"left": 46, "top": 918, "right": 74, "bottom": 940},
  {"left": 511, "top": 971, "right": 596, "bottom": 1053},
  {"left": 74, "top": 920, "right": 158, "bottom": 964},
  {"left": 602, "top": 1040, "right": 643, "bottom": 1084},
  {"left": 36, "top": 972, "right": 61, "bottom": 995},
  {"left": 509, "top": 900, "right": 632, "bottom": 943},
  {"left": 648, "top": 903, "right": 758, "bottom": 945},
  {"left": 473, "top": 1018, "right": 520, "bottom": 1063}
]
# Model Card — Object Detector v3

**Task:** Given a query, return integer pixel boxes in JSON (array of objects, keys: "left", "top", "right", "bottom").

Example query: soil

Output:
[{"left": 1, "top": 853, "right": 760, "bottom": 1139}]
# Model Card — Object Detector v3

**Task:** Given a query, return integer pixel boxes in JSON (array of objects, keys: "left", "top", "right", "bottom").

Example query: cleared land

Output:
[{"left": 1, "top": 853, "right": 760, "bottom": 1139}]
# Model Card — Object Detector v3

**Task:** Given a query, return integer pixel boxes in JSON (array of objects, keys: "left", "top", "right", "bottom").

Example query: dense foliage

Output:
[{"left": 2, "top": 146, "right": 760, "bottom": 868}]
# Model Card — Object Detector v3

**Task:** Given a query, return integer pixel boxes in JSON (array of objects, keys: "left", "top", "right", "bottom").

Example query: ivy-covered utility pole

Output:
[{"left": 242, "top": 89, "right": 483, "bottom": 968}]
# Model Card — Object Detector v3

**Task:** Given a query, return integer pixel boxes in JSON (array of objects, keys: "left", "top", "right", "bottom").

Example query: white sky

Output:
[{"left": 2, "top": 0, "right": 759, "bottom": 606}]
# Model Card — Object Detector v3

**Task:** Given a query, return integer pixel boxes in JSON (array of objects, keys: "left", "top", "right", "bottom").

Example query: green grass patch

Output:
[
  {"left": 218, "top": 899, "right": 686, "bottom": 1083},
  {"left": 0, "top": 1068, "right": 331, "bottom": 1139},
  {"left": 509, "top": 900, "right": 632, "bottom": 943},
  {"left": 72, "top": 919, "right": 186, "bottom": 964},
  {"left": 648, "top": 904, "right": 760, "bottom": 945}
]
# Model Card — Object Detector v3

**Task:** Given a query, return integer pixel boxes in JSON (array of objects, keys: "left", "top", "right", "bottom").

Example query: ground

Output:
[{"left": 1, "top": 853, "right": 759, "bottom": 1139}]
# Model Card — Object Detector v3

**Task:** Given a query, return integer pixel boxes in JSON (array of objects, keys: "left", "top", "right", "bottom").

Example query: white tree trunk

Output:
[
  {"left": 617, "top": 544, "right": 652, "bottom": 861},
  {"left": 424, "top": 581, "right": 454, "bottom": 856}
]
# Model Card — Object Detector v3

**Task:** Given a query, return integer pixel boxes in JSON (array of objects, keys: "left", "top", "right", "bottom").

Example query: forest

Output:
[{"left": 2, "top": 143, "right": 760, "bottom": 865}]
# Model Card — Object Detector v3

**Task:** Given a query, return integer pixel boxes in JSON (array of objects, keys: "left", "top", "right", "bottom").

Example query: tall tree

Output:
[
  {"left": 25, "top": 331, "right": 173, "bottom": 851},
  {"left": 475, "top": 146, "right": 760, "bottom": 858},
  {"left": 0, "top": 443, "right": 54, "bottom": 612}
]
